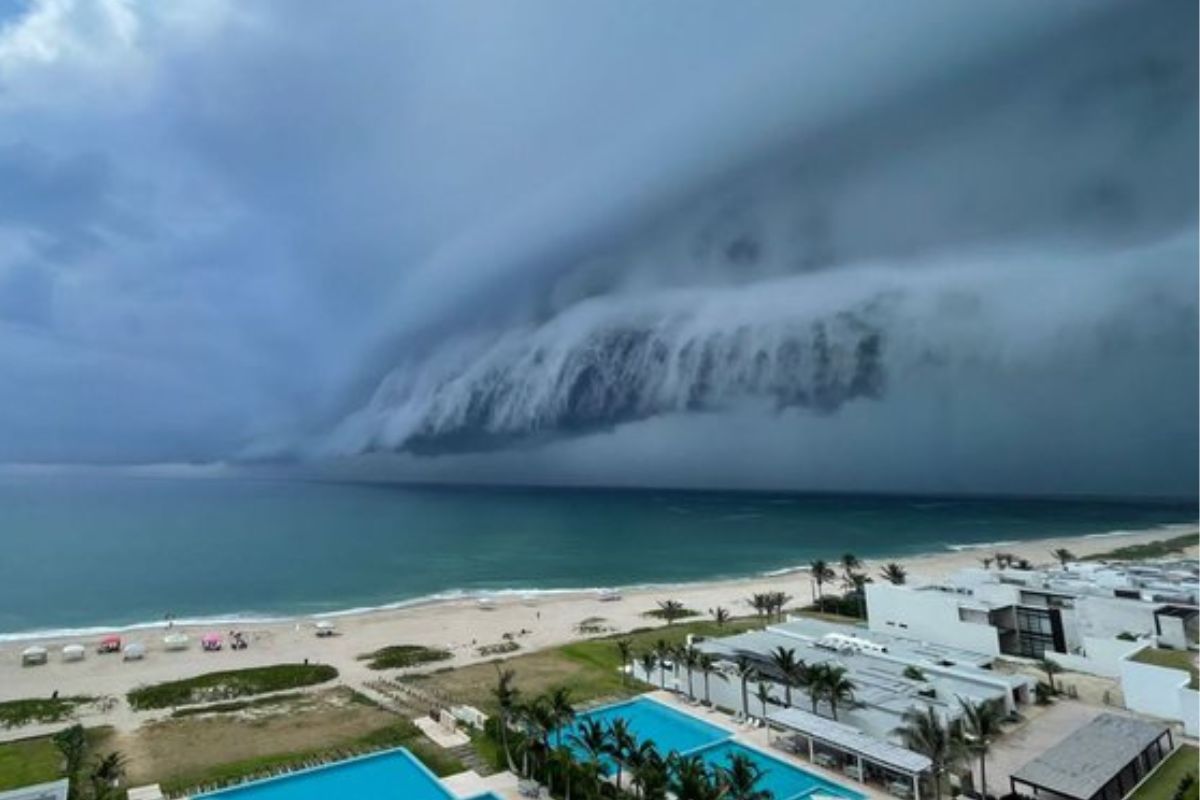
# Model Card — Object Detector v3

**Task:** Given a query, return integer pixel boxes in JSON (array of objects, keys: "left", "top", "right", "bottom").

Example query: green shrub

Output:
[
  {"left": 127, "top": 664, "right": 337, "bottom": 710},
  {"left": 357, "top": 645, "right": 453, "bottom": 671}
]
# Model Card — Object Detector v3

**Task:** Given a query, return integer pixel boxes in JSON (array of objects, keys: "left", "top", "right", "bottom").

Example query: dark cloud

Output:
[{"left": 0, "top": 0, "right": 1195, "bottom": 496}]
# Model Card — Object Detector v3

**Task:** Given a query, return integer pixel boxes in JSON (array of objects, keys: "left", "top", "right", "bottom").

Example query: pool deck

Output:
[{"left": 644, "top": 691, "right": 891, "bottom": 799}]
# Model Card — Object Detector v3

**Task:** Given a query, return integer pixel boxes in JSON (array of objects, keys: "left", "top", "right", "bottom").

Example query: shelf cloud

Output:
[{"left": 0, "top": 0, "right": 1195, "bottom": 495}]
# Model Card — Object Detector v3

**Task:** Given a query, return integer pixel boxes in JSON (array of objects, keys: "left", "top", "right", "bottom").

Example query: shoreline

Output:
[
  {"left": 0, "top": 525, "right": 1194, "bottom": 737},
  {"left": 1, "top": 522, "right": 1195, "bottom": 644}
]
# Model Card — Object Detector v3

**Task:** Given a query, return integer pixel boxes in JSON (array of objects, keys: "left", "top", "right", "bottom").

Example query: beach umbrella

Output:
[
  {"left": 123, "top": 642, "right": 146, "bottom": 660},
  {"left": 62, "top": 644, "right": 86, "bottom": 662},
  {"left": 21, "top": 646, "right": 48, "bottom": 666},
  {"left": 201, "top": 632, "right": 223, "bottom": 650},
  {"left": 99, "top": 635, "right": 122, "bottom": 653},
  {"left": 163, "top": 633, "right": 190, "bottom": 651},
  {"left": 314, "top": 621, "right": 336, "bottom": 637}
]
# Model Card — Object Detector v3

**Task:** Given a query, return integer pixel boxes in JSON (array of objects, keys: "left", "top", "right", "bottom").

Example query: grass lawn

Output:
[
  {"left": 406, "top": 616, "right": 764, "bottom": 711},
  {"left": 1130, "top": 745, "right": 1198, "bottom": 800},
  {"left": 127, "top": 663, "right": 338, "bottom": 710},
  {"left": 0, "top": 728, "right": 114, "bottom": 790},
  {"left": 1083, "top": 533, "right": 1197, "bottom": 562},
  {"left": 358, "top": 644, "right": 453, "bottom": 671},
  {"left": 118, "top": 688, "right": 460, "bottom": 794},
  {"left": 1130, "top": 648, "right": 1199, "bottom": 689},
  {"left": 0, "top": 696, "right": 95, "bottom": 729}
]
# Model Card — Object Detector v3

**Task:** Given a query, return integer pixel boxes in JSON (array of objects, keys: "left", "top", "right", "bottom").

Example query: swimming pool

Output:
[
  {"left": 193, "top": 748, "right": 454, "bottom": 800},
  {"left": 561, "top": 696, "right": 729, "bottom": 757},
  {"left": 698, "top": 741, "right": 862, "bottom": 799},
  {"left": 567, "top": 697, "right": 863, "bottom": 800}
]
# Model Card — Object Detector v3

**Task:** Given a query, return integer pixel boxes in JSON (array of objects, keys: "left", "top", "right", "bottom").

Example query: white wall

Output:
[
  {"left": 1120, "top": 657, "right": 1192, "bottom": 725},
  {"left": 1046, "top": 636, "right": 1147, "bottom": 678},
  {"left": 1075, "top": 596, "right": 1160, "bottom": 640},
  {"left": 1180, "top": 687, "right": 1199, "bottom": 737},
  {"left": 866, "top": 584, "right": 1001, "bottom": 655}
]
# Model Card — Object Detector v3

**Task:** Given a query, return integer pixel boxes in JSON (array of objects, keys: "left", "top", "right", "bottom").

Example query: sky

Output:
[{"left": 0, "top": 0, "right": 1196, "bottom": 496}]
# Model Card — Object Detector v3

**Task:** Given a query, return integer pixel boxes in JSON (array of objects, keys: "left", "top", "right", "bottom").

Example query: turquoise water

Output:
[
  {"left": 567, "top": 698, "right": 862, "bottom": 799},
  {"left": 0, "top": 473, "right": 1194, "bottom": 635},
  {"left": 194, "top": 748, "right": 451, "bottom": 800},
  {"left": 698, "top": 741, "right": 862, "bottom": 799},
  {"left": 561, "top": 697, "right": 729, "bottom": 758}
]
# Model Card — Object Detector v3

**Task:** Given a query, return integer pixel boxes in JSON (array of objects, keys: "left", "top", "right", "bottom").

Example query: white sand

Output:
[{"left": 0, "top": 525, "right": 1193, "bottom": 737}]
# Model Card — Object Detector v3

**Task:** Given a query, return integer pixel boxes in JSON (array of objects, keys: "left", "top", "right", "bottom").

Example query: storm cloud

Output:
[{"left": 0, "top": 0, "right": 1196, "bottom": 496}]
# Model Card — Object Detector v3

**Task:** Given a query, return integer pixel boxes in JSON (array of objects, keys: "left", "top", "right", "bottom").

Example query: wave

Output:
[{"left": 944, "top": 540, "right": 1019, "bottom": 552}]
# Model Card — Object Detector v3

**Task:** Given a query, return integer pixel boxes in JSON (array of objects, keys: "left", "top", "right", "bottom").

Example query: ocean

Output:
[{"left": 0, "top": 474, "right": 1194, "bottom": 637}]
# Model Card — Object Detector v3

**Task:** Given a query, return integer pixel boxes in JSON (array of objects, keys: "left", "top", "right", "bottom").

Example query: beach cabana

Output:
[
  {"left": 201, "top": 632, "right": 223, "bottom": 651},
  {"left": 98, "top": 635, "right": 122, "bottom": 654},
  {"left": 62, "top": 644, "right": 86, "bottom": 662},
  {"left": 314, "top": 621, "right": 336, "bottom": 637},
  {"left": 123, "top": 642, "right": 146, "bottom": 660},
  {"left": 21, "top": 646, "right": 48, "bottom": 666},
  {"left": 163, "top": 633, "right": 190, "bottom": 651}
]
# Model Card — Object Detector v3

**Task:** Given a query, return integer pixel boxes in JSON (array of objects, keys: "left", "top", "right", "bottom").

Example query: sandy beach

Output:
[{"left": 0, "top": 525, "right": 1194, "bottom": 738}]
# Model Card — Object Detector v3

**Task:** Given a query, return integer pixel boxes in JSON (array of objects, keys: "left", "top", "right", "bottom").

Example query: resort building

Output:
[
  {"left": 865, "top": 560, "right": 1198, "bottom": 678},
  {"left": 682, "top": 617, "right": 1033, "bottom": 740},
  {"left": 1008, "top": 713, "right": 1174, "bottom": 800}
]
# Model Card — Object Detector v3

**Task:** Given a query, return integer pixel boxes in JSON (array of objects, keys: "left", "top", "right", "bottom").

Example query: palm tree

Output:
[
  {"left": 549, "top": 686, "right": 575, "bottom": 748},
  {"left": 552, "top": 744, "right": 575, "bottom": 800},
  {"left": 810, "top": 559, "right": 835, "bottom": 610},
  {"left": 710, "top": 606, "right": 731, "bottom": 627},
  {"left": 492, "top": 665, "right": 521, "bottom": 773},
  {"left": 657, "top": 599, "right": 688, "bottom": 625},
  {"left": 654, "top": 640, "right": 674, "bottom": 690},
  {"left": 847, "top": 572, "right": 872, "bottom": 618},
  {"left": 569, "top": 718, "right": 612, "bottom": 796},
  {"left": 520, "top": 695, "right": 557, "bottom": 781},
  {"left": 821, "top": 665, "right": 856, "bottom": 721},
  {"left": 747, "top": 593, "right": 768, "bottom": 619},
  {"left": 1039, "top": 658, "right": 1062, "bottom": 694},
  {"left": 768, "top": 646, "right": 801, "bottom": 707},
  {"left": 802, "top": 662, "right": 826, "bottom": 713},
  {"left": 715, "top": 751, "right": 771, "bottom": 800},
  {"left": 754, "top": 680, "right": 773, "bottom": 720},
  {"left": 670, "top": 753, "right": 719, "bottom": 800},
  {"left": 980, "top": 556, "right": 995, "bottom": 570},
  {"left": 639, "top": 651, "right": 659, "bottom": 688},
  {"left": 959, "top": 698, "right": 1005, "bottom": 797},
  {"left": 734, "top": 656, "right": 756, "bottom": 718},
  {"left": 53, "top": 724, "right": 88, "bottom": 800},
  {"left": 616, "top": 639, "right": 633, "bottom": 684},
  {"left": 696, "top": 652, "right": 724, "bottom": 706},
  {"left": 608, "top": 718, "right": 636, "bottom": 791},
  {"left": 627, "top": 740, "right": 663, "bottom": 800},
  {"left": 840, "top": 552, "right": 861, "bottom": 579},
  {"left": 89, "top": 751, "right": 126, "bottom": 800},
  {"left": 681, "top": 646, "right": 699, "bottom": 700},
  {"left": 1051, "top": 548, "right": 1075, "bottom": 569},
  {"left": 893, "top": 707, "right": 967, "bottom": 800},
  {"left": 880, "top": 562, "right": 908, "bottom": 585}
]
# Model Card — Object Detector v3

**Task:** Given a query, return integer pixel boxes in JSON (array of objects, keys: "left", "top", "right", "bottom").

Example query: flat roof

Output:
[
  {"left": 768, "top": 707, "right": 932, "bottom": 775},
  {"left": 0, "top": 780, "right": 69, "bottom": 800},
  {"left": 1011, "top": 713, "right": 1169, "bottom": 800}
]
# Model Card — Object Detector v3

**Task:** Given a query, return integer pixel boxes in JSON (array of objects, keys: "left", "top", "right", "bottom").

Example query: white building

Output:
[
  {"left": 675, "top": 617, "right": 1032, "bottom": 742},
  {"left": 866, "top": 560, "right": 1198, "bottom": 678}
]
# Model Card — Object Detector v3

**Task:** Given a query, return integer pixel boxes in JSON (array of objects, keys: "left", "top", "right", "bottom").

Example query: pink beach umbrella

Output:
[{"left": 201, "top": 632, "right": 223, "bottom": 651}]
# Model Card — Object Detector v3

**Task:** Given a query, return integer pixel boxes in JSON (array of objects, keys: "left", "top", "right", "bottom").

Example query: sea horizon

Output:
[{"left": 1, "top": 473, "right": 1195, "bottom": 639}]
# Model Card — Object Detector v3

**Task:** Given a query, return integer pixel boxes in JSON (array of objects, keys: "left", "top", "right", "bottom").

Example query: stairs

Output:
[{"left": 448, "top": 740, "right": 497, "bottom": 776}]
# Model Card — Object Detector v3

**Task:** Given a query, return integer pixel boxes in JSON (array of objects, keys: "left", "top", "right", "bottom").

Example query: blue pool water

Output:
[
  {"left": 194, "top": 748, "right": 452, "bottom": 800},
  {"left": 561, "top": 697, "right": 729, "bottom": 757},
  {"left": 567, "top": 698, "right": 863, "bottom": 800},
  {"left": 699, "top": 741, "right": 862, "bottom": 799}
]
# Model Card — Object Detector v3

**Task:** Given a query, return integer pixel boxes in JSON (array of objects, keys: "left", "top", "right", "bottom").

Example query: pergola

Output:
[
  {"left": 1010, "top": 713, "right": 1173, "bottom": 800},
  {"left": 768, "top": 707, "right": 932, "bottom": 799}
]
